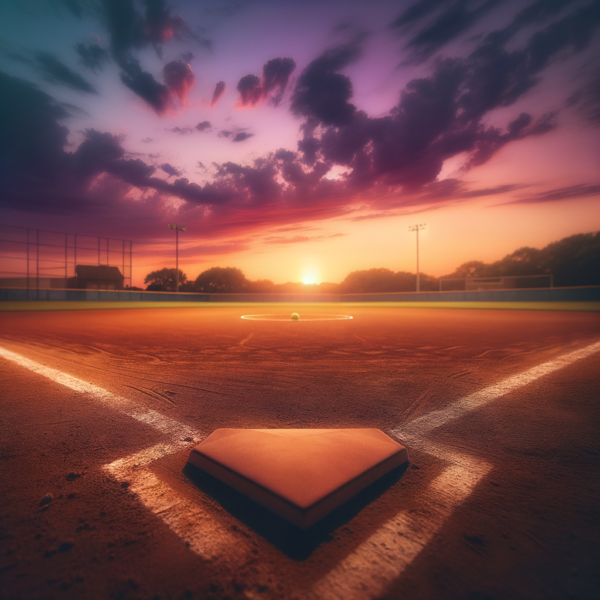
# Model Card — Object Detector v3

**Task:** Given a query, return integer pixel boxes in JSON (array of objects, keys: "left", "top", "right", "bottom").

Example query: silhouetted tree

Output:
[
  {"left": 178, "top": 281, "right": 196, "bottom": 292},
  {"left": 144, "top": 268, "right": 187, "bottom": 291},
  {"left": 340, "top": 269, "right": 399, "bottom": 293},
  {"left": 195, "top": 267, "right": 249, "bottom": 293},
  {"left": 247, "top": 278, "right": 277, "bottom": 293},
  {"left": 541, "top": 232, "right": 600, "bottom": 286},
  {"left": 444, "top": 260, "right": 489, "bottom": 279},
  {"left": 338, "top": 268, "right": 437, "bottom": 293},
  {"left": 442, "top": 232, "right": 599, "bottom": 286}
]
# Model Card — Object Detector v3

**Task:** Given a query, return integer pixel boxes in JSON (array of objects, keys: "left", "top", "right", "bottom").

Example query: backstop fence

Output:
[{"left": 0, "top": 224, "right": 133, "bottom": 295}]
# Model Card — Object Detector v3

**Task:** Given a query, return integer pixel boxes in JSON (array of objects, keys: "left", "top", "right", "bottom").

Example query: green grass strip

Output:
[{"left": 1, "top": 301, "right": 599, "bottom": 312}]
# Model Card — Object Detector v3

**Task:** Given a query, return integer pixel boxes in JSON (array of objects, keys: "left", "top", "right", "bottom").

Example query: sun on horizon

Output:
[{"left": 302, "top": 271, "right": 319, "bottom": 286}]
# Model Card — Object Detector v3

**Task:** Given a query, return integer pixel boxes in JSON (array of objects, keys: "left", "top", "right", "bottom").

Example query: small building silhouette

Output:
[{"left": 73, "top": 265, "right": 124, "bottom": 290}]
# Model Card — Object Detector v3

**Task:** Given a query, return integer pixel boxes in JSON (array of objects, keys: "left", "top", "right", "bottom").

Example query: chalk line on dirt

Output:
[
  {"left": 392, "top": 339, "right": 600, "bottom": 441},
  {"left": 0, "top": 346, "right": 197, "bottom": 441},
  {"left": 2, "top": 339, "right": 600, "bottom": 599},
  {"left": 308, "top": 339, "right": 600, "bottom": 600},
  {"left": 104, "top": 443, "right": 241, "bottom": 561}
]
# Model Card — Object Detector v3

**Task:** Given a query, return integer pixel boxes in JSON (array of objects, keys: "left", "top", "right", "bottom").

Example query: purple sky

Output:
[{"left": 0, "top": 0, "right": 599, "bottom": 286}]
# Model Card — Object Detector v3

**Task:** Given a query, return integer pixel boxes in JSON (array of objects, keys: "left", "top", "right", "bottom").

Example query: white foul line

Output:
[
  {"left": 0, "top": 346, "right": 226, "bottom": 560},
  {"left": 0, "top": 346, "right": 197, "bottom": 441},
  {"left": 393, "top": 340, "right": 600, "bottom": 442},
  {"left": 2, "top": 339, "right": 600, "bottom": 600},
  {"left": 306, "top": 339, "right": 600, "bottom": 600}
]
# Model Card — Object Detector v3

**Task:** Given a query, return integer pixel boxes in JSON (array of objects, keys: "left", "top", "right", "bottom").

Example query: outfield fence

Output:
[
  {"left": 439, "top": 274, "right": 553, "bottom": 291},
  {"left": 1, "top": 286, "right": 599, "bottom": 303}
]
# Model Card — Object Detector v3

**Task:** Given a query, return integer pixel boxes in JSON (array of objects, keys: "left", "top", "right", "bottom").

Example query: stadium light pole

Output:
[
  {"left": 408, "top": 224, "right": 426, "bottom": 292},
  {"left": 168, "top": 224, "right": 186, "bottom": 292}
]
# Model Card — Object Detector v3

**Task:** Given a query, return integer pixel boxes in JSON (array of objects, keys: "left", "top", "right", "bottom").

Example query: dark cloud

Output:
[
  {"left": 346, "top": 180, "right": 528, "bottom": 214},
  {"left": 297, "top": 120, "right": 321, "bottom": 166},
  {"left": 503, "top": 184, "right": 600, "bottom": 205},
  {"left": 99, "top": 0, "right": 199, "bottom": 111},
  {"left": 102, "top": 0, "right": 146, "bottom": 60},
  {"left": 180, "top": 51, "right": 194, "bottom": 62},
  {"left": 2, "top": 2, "right": 599, "bottom": 241},
  {"left": 35, "top": 51, "right": 97, "bottom": 93},
  {"left": 461, "top": 183, "right": 527, "bottom": 198},
  {"left": 463, "top": 112, "right": 558, "bottom": 169},
  {"left": 167, "top": 122, "right": 211, "bottom": 135},
  {"left": 294, "top": 5, "right": 599, "bottom": 193},
  {"left": 119, "top": 58, "right": 170, "bottom": 114},
  {"left": 163, "top": 60, "right": 195, "bottom": 105},
  {"left": 232, "top": 132, "right": 253, "bottom": 142},
  {"left": 142, "top": 137, "right": 153, "bottom": 143},
  {"left": 211, "top": 81, "right": 226, "bottom": 107},
  {"left": 75, "top": 42, "right": 110, "bottom": 72},
  {"left": 218, "top": 129, "right": 257, "bottom": 143},
  {"left": 262, "top": 57, "right": 296, "bottom": 105},
  {"left": 390, "top": 0, "right": 447, "bottom": 29},
  {"left": 0, "top": 72, "right": 231, "bottom": 216},
  {"left": 503, "top": 0, "right": 577, "bottom": 37},
  {"left": 400, "top": 0, "right": 501, "bottom": 64},
  {"left": 567, "top": 67, "right": 600, "bottom": 125},
  {"left": 236, "top": 58, "right": 296, "bottom": 107},
  {"left": 393, "top": 0, "right": 584, "bottom": 66},
  {"left": 459, "top": 2, "right": 600, "bottom": 124},
  {"left": 237, "top": 74, "right": 262, "bottom": 107},
  {"left": 143, "top": 0, "right": 192, "bottom": 45},
  {"left": 102, "top": 0, "right": 192, "bottom": 60},
  {"left": 72, "top": 130, "right": 154, "bottom": 186},
  {"left": 160, "top": 163, "right": 181, "bottom": 177},
  {"left": 402, "top": 179, "right": 527, "bottom": 202},
  {"left": 167, "top": 126, "right": 194, "bottom": 134},
  {"left": 291, "top": 42, "right": 361, "bottom": 126},
  {"left": 0, "top": 71, "right": 71, "bottom": 186}
]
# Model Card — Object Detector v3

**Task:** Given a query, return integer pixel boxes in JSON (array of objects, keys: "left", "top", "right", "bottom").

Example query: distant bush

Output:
[
  {"left": 144, "top": 268, "right": 187, "bottom": 291},
  {"left": 195, "top": 267, "right": 249, "bottom": 293}
]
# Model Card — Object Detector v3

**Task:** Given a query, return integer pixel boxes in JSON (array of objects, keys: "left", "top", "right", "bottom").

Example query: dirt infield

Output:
[{"left": 1, "top": 306, "right": 599, "bottom": 599}]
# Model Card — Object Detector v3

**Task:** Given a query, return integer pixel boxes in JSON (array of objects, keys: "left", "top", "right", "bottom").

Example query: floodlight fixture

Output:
[
  {"left": 168, "top": 224, "right": 186, "bottom": 292},
  {"left": 408, "top": 224, "right": 426, "bottom": 292}
]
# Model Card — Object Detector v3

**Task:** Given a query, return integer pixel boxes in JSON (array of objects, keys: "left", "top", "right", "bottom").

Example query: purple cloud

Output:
[
  {"left": 211, "top": 81, "right": 226, "bottom": 107},
  {"left": 160, "top": 163, "right": 182, "bottom": 177}
]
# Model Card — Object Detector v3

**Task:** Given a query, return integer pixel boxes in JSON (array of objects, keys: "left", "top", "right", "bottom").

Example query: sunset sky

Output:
[{"left": 0, "top": 0, "right": 599, "bottom": 287}]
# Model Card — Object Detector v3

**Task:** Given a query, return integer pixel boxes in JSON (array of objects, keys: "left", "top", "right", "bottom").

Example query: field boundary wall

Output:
[{"left": 1, "top": 287, "right": 599, "bottom": 303}]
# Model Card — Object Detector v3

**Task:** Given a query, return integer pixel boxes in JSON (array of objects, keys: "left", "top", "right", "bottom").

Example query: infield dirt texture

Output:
[{"left": 1, "top": 305, "right": 599, "bottom": 600}]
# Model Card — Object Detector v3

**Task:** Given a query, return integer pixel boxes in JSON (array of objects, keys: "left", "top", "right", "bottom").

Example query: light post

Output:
[
  {"left": 408, "top": 223, "right": 426, "bottom": 292},
  {"left": 168, "top": 224, "right": 186, "bottom": 292}
]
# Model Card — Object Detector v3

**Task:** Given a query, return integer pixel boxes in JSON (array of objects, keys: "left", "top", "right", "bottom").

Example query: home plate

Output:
[{"left": 187, "top": 429, "right": 408, "bottom": 529}]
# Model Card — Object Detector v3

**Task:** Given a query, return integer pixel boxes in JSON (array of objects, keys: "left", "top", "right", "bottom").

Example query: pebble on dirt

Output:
[{"left": 39, "top": 494, "right": 53, "bottom": 507}]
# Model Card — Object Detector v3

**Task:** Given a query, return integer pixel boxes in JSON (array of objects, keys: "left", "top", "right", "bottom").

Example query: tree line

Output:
[{"left": 143, "top": 232, "right": 600, "bottom": 293}]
